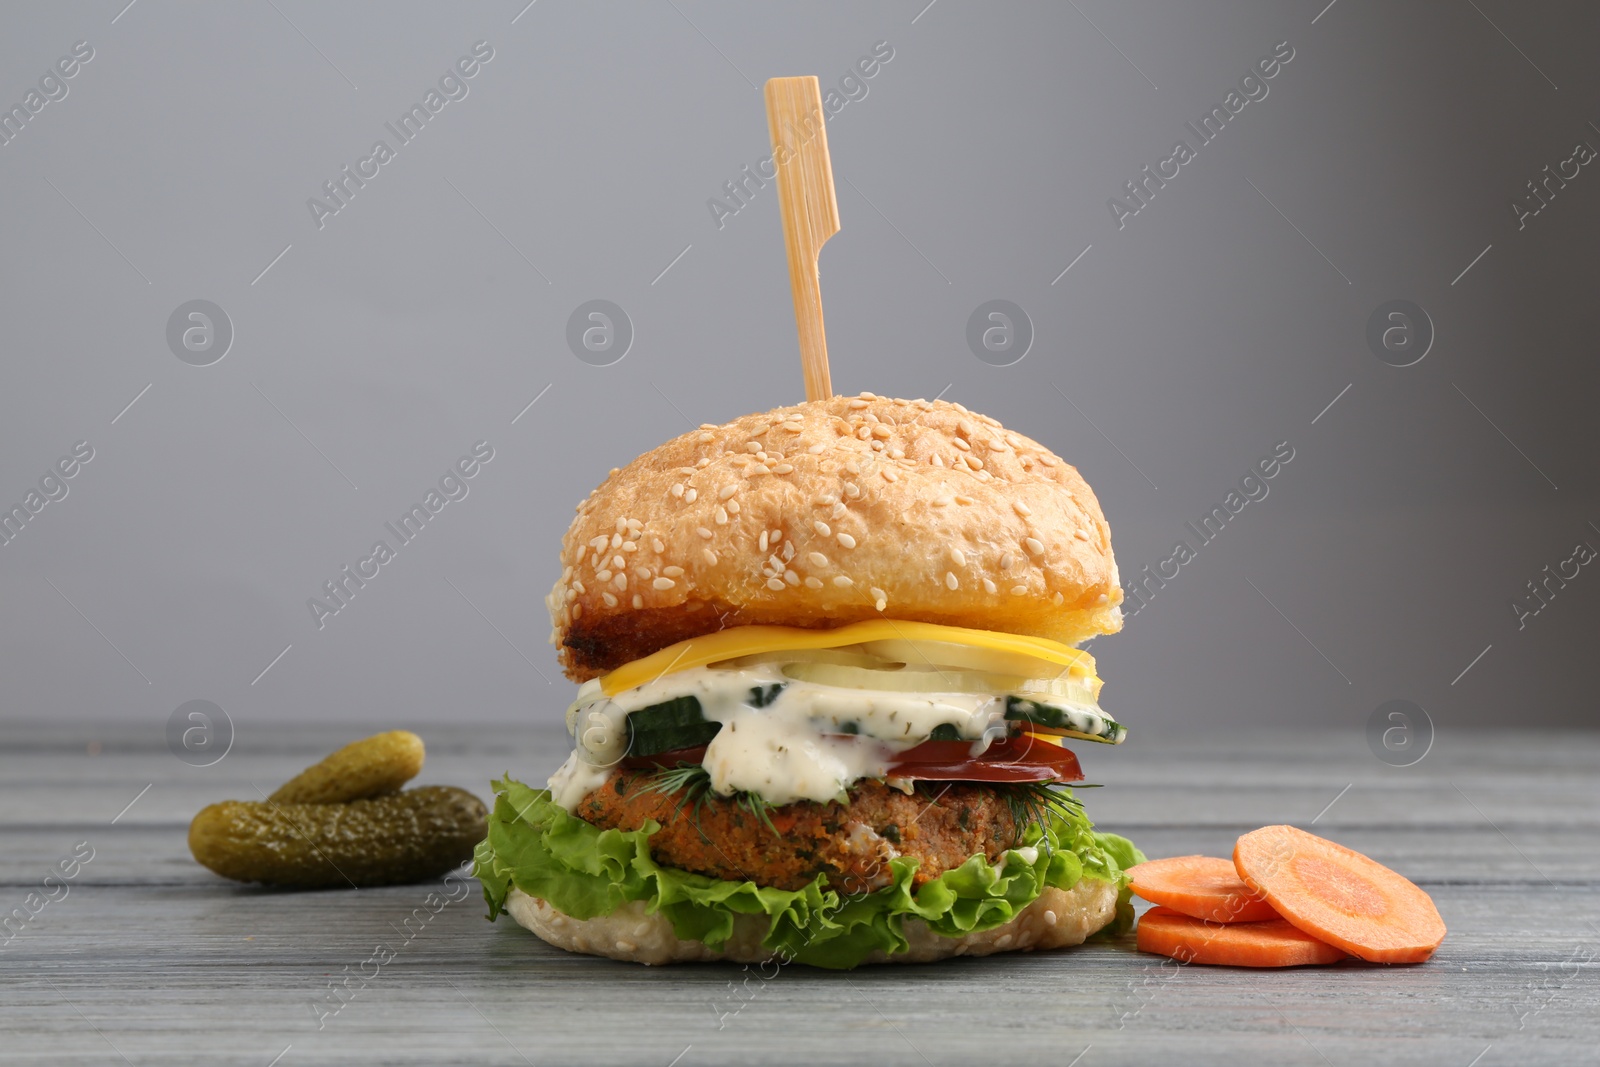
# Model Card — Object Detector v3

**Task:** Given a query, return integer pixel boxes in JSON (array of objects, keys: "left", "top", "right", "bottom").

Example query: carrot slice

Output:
[
  {"left": 1135, "top": 906, "right": 1347, "bottom": 967},
  {"left": 1128, "top": 855, "right": 1279, "bottom": 923},
  {"left": 1234, "top": 825, "right": 1446, "bottom": 964}
]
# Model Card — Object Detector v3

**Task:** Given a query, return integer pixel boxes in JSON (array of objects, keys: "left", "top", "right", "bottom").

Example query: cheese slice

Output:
[{"left": 599, "top": 619, "right": 1097, "bottom": 696}]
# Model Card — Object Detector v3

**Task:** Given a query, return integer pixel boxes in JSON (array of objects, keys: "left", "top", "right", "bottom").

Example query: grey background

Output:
[{"left": 1, "top": 0, "right": 1596, "bottom": 742}]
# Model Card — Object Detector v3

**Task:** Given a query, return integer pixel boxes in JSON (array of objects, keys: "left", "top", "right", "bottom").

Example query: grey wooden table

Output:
[{"left": 2, "top": 723, "right": 1596, "bottom": 1066}]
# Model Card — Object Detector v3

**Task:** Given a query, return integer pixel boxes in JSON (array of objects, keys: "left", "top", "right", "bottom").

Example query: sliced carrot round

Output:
[
  {"left": 1135, "top": 906, "right": 1347, "bottom": 967},
  {"left": 1234, "top": 825, "right": 1446, "bottom": 964},
  {"left": 1127, "top": 855, "right": 1279, "bottom": 923}
]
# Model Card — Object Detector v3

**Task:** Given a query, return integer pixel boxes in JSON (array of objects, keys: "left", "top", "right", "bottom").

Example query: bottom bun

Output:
[{"left": 504, "top": 878, "right": 1118, "bottom": 966}]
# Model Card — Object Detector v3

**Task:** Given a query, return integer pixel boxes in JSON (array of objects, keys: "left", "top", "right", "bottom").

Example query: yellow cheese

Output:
[{"left": 600, "top": 619, "right": 1096, "bottom": 696}]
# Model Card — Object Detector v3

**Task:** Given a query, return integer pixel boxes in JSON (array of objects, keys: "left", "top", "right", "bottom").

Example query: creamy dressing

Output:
[{"left": 550, "top": 663, "right": 1111, "bottom": 810}]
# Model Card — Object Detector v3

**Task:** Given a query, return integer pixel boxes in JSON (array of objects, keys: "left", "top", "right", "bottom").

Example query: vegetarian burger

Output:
[{"left": 473, "top": 394, "right": 1142, "bottom": 967}]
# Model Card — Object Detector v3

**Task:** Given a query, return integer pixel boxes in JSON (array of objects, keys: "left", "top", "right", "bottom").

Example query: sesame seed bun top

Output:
[{"left": 545, "top": 394, "right": 1122, "bottom": 681}]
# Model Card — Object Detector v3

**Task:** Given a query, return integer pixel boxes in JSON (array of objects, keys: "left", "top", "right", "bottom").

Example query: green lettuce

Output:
[{"left": 473, "top": 776, "right": 1143, "bottom": 970}]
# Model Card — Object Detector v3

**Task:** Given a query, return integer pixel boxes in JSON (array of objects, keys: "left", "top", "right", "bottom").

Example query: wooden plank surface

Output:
[{"left": 2, "top": 725, "right": 1597, "bottom": 1066}]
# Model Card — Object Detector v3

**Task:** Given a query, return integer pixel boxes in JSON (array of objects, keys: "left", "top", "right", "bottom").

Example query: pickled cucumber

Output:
[
  {"left": 188, "top": 786, "right": 486, "bottom": 888},
  {"left": 268, "top": 730, "right": 425, "bottom": 805}
]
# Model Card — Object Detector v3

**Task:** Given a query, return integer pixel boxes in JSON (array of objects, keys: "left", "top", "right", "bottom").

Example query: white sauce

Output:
[{"left": 551, "top": 663, "right": 1112, "bottom": 811}]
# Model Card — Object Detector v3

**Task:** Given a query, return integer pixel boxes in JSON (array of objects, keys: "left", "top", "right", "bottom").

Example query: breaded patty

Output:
[{"left": 576, "top": 772, "right": 1020, "bottom": 894}]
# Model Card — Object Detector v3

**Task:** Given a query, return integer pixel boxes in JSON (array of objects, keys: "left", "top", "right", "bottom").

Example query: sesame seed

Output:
[
  {"left": 871, "top": 587, "right": 888, "bottom": 611},
  {"left": 634, "top": 566, "right": 651, "bottom": 580},
  {"left": 967, "top": 455, "right": 984, "bottom": 470},
  {"left": 718, "top": 484, "right": 737, "bottom": 500},
  {"left": 1024, "top": 537, "right": 1045, "bottom": 556},
  {"left": 833, "top": 575, "right": 853, "bottom": 587},
  {"left": 1011, "top": 584, "right": 1029, "bottom": 596},
  {"left": 662, "top": 566, "right": 684, "bottom": 578},
  {"left": 781, "top": 422, "right": 803, "bottom": 432},
  {"left": 982, "top": 578, "right": 997, "bottom": 594},
  {"left": 1039, "top": 455, "right": 1057, "bottom": 466},
  {"left": 726, "top": 500, "right": 740, "bottom": 515},
  {"left": 808, "top": 443, "right": 825, "bottom": 455},
  {"left": 784, "top": 569, "right": 799, "bottom": 586},
  {"left": 1013, "top": 500, "right": 1032, "bottom": 517},
  {"left": 843, "top": 482, "right": 861, "bottom": 499},
  {"left": 848, "top": 398, "right": 870, "bottom": 409},
  {"left": 955, "top": 495, "right": 974, "bottom": 506},
  {"left": 808, "top": 551, "right": 829, "bottom": 567},
  {"left": 653, "top": 577, "right": 675, "bottom": 590},
  {"left": 694, "top": 527, "right": 711, "bottom": 540},
  {"left": 596, "top": 569, "right": 612, "bottom": 582},
  {"left": 702, "top": 548, "right": 719, "bottom": 565},
  {"left": 871, "top": 424, "right": 891, "bottom": 439},
  {"left": 932, "top": 497, "right": 951, "bottom": 508},
  {"left": 882, "top": 468, "right": 898, "bottom": 482},
  {"left": 1053, "top": 591, "right": 1065, "bottom": 605},
  {"left": 951, "top": 547, "right": 967, "bottom": 567},
  {"left": 622, "top": 541, "right": 637, "bottom": 553},
  {"left": 611, "top": 533, "right": 622, "bottom": 548},
  {"left": 804, "top": 576, "right": 824, "bottom": 589},
  {"left": 770, "top": 528, "right": 782, "bottom": 543},
  {"left": 626, "top": 518, "right": 643, "bottom": 533},
  {"left": 1074, "top": 529, "right": 1091, "bottom": 542},
  {"left": 814, "top": 521, "right": 831, "bottom": 537},
  {"left": 652, "top": 538, "right": 665, "bottom": 553},
  {"left": 813, "top": 494, "right": 837, "bottom": 507},
  {"left": 932, "top": 454, "right": 945, "bottom": 468},
  {"left": 602, "top": 592, "right": 618, "bottom": 608},
  {"left": 773, "top": 463, "right": 794, "bottom": 474},
  {"left": 613, "top": 574, "right": 628, "bottom": 590},
  {"left": 714, "top": 506, "right": 728, "bottom": 525},
  {"left": 572, "top": 603, "right": 582, "bottom": 619},
  {"left": 671, "top": 484, "right": 685, "bottom": 499},
  {"left": 831, "top": 502, "right": 847, "bottom": 520},
  {"left": 695, "top": 458, "right": 710, "bottom": 468},
  {"left": 782, "top": 541, "right": 795, "bottom": 561},
  {"left": 698, "top": 432, "right": 714, "bottom": 443},
  {"left": 612, "top": 555, "right": 625, "bottom": 569},
  {"left": 632, "top": 594, "right": 643, "bottom": 609},
  {"left": 575, "top": 546, "right": 587, "bottom": 564},
  {"left": 745, "top": 441, "right": 762, "bottom": 453},
  {"left": 767, "top": 578, "right": 786, "bottom": 591},
  {"left": 945, "top": 572, "right": 959, "bottom": 590},
  {"left": 684, "top": 488, "right": 698, "bottom": 503},
  {"left": 759, "top": 531, "right": 769, "bottom": 552},
  {"left": 856, "top": 426, "right": 872, "bottom": 440},
  {"left": 590, "top": 536, "right": 608, "bottom": 551},
  {"left": 952, "top": 438, "right": 971, "bottom": 451},
  {"left": 836, "top": 532, "right": 856, "bottom": 549},
  {"left": 1000, "top": 553, "right": 1014, "bottom": 571}
]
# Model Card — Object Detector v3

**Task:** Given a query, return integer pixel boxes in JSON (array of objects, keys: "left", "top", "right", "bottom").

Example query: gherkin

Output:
[
  {"left": 268, "top": 729, "right": 425, "bottom": 805},
  {"left": 188, "top": 786, "right": 486, "bottom": 888}
]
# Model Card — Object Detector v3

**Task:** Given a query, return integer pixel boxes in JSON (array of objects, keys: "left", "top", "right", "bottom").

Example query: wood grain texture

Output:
[{"left": 2, "top": 725, "right": 1597, "bottom": 1066}]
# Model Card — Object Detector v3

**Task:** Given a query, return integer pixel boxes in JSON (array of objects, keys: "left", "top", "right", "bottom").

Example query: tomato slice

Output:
[
  {"left": 621, "top": 745, "right": 707, "bottom": 769},
  {"left": 888, "top": 735, "right": 1083, "bottom": 783},
  {"left": 618, "top": 736, "right": 1084, "bottom": 785}
]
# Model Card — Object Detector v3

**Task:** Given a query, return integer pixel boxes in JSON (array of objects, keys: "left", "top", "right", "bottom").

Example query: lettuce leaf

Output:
[{"left": 473, "top": 776, "right": 1143, "bottom": 970}]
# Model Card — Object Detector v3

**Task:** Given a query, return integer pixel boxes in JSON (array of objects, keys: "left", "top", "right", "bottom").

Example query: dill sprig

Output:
[
  {"left": 638, "top": 763, "right": 779, "bottom": 838},
  {"left": 993, "top": 781, "right": 1095, "bottom": 849}
]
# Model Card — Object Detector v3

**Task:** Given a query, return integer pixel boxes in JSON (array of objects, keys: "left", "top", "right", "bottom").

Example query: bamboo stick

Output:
[{"left": 764, "top": 76, "right": 839, "bottom": 402}]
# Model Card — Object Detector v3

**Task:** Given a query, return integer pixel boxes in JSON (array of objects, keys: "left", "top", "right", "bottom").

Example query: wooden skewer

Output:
[{"left": 764, "top": 76, "right": 839, "bottom": 403}]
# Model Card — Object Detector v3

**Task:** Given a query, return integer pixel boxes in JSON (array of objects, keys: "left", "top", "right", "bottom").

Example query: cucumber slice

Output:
[
  {"left": 1004, "top": 696, "right": 1126, "bottom": 744},
  {"left": 624, "top": 695, "right": 720, "bottom": 757}
]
